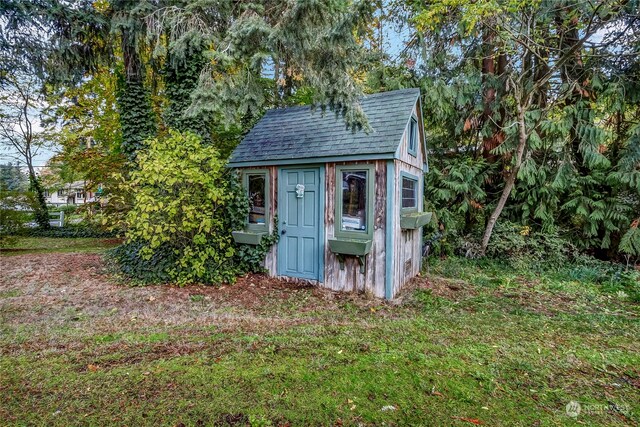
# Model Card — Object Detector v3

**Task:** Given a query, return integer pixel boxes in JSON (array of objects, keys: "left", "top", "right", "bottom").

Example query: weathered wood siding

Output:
[
  {"left": 390, "top": 100, "right": 427, "bottom": 297},
  {"left": 263, "top": 166, "right": 278, "bottom": 275},
  {"left": 322, "top": 160, "right": 387, "bottom": 298}
]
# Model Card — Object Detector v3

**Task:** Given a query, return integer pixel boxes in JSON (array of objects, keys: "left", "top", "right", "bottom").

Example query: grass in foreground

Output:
[
  {"left": 0, "top": 236, "right": 121, "bottom": 255},
  {"left": 0, "top": 253, "right": 638, "bottom": 426}
]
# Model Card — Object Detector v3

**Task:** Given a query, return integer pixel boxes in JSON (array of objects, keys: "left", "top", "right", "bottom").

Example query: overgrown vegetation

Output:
[
  {"left": 14, "top": 224, "right": 115, "bottom": 239},
  {"left": 0, "top": 188, "right": 33, "bottom": 245},
  {"left": 108, "top": 131, "right": 238, "bottom": 284},
  {"left": 409, "top": 0, "right": 640, "bottom": 261},
  {"left": 106, "top": 130, "right": 276, "bottom": 285},
  {"left": 1, "top": 0, "right": 637, "bottom": 283}
]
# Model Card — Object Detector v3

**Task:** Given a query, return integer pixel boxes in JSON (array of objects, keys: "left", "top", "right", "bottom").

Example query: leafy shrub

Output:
[
  {"left": 425, "top": 220, "right": 586, "bottom": 269},
  {"left": 113, "top": 130, "right": 240, "bottom": 284},
  {"left": 109, "top": 130, "right": 276, "bottom": 285},
  {"left": 0, "top": 189, "right": 34, "bottom": 245},
  {"left": 224, "top": 170, "right": 280, "bottom": 275},
  {"left": 233, "top": 220, "right": 279, "bottom": 273},
  {"left": 108, "top": 240, "right": 177, "bottom": 283},
  {"left": 618, "top": 219, "right": 640, "bottom": 265},
  {"left": 424, "top": 156, "right": 491, "bottom": 236},
  {"left": 559, "top": 257, "right": 640, "bottom": 302},
  {"left": 483, "top": 221, "right": 578, "bottom": 268}
]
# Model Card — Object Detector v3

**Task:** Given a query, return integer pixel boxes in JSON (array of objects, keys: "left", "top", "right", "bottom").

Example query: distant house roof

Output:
[
  {"left": 68, "top": 181, "right": 86, "bottom": 189},
  {"left": 228, "top": 88, "right": 421, "bottom": 167}
]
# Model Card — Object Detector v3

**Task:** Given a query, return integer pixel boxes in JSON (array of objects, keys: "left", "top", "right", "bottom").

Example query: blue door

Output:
[{"left": 278, "top": 167, "right": 322, "bottom": 281}]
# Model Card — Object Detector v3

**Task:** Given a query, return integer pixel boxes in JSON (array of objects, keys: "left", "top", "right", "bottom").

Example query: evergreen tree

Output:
[
  {"left": 0, "top": 163, "right": 27, "bottom": 191},
  {"left": 148, "top": 0, "right": 376, "bottom": 131},
  {"left": 394, "top": 0, "right": 638, "bottom": 259},
  {"left": 163, "top": 40, "right": 210, "bottom": 140}
]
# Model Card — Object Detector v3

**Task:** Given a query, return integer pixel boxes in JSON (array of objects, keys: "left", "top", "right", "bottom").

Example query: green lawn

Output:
[
  {"left": 0, "top": 248, "right": 638, "bottom": 426},
  {"left": 0, "top": 236, "right": 121, "bottom": 255}
]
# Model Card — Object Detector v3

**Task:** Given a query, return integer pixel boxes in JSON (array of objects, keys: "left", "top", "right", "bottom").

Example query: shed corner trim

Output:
[{"left": 385, "top": 159, "right": 395, "bottom": 300}]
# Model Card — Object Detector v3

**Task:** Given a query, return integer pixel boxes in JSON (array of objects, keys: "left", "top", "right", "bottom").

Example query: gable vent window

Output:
[
  {"left": 401, "top": 175, "right": 418, "bottom": 210},
  {"left": 408, "top": 116, "right": 418, "bottom": 156}
]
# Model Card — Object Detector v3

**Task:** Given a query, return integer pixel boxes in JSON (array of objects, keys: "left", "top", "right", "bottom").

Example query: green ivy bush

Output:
[
  {"left": 108, "top": 240, "right": 178, "bottom": 283},
  {"left": 108, "top": 130, "right": 278, "bottom": 285},
  {"left": 233, "top": 219, "right": 279, "bottom": 273}
]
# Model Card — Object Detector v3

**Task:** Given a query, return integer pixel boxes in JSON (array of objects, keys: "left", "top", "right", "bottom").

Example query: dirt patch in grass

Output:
[
  {"left": 410, "top": 275, "right": 479, "bottom": 301},
  {"left": 0, "top": 253, "right": 390, "bottom": 356}
]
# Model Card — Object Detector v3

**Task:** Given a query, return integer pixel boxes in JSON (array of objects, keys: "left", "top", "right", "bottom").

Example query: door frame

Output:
[{"left": 277, "top": 164, "right": 325, "bottom": 283}]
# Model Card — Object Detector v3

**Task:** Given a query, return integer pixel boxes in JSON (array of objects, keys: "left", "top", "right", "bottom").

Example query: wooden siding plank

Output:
[
  {"left": 323, "top": 160, "right": 386, "bottom": 297},
  {"left": 263, "top": 166, "right": 278, "bottom": 275},
  {"left": 392, "top": 159, "right": 424, "bottom": 296}
]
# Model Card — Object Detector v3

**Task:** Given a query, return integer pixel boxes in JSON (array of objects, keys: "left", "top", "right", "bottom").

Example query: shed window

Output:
[
  {"left": 243, "top": 170, "right": 269, "bottom": 231},
  {"left": 408, "top": 116, "right": 418, "bottom": 156},
  {"left": 341, "top": 171, "right": 368, "bottom": 232},
  {"left": 401, "top": 176, "right": 418, "bottom": 210},
  {"left": 248, "top": 175, "right": 266, "bottom": 225},
  {"left": 335, "top": 165, "right": 375, "bottom": 239}
]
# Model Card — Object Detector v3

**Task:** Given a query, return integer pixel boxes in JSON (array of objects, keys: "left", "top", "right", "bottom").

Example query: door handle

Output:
[{"left": 281, "top": 229, "right": 286, "bottom": 235}]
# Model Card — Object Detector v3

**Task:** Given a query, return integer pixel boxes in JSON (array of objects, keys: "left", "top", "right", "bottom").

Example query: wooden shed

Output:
[{"left": 229, "top": 88, "right": 431, "bottom": 299}]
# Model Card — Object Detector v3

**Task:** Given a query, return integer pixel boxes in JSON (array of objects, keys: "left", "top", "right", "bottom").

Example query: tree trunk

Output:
[
  {"left": 481, "top": 106, "right": 528, "bottom": 253},
  {"left": 481, "top": 26, "right": 497, "bottom": 161},
  {"left": 556, "top": 6, "right": 590, "bottom": 174},
  {"left": 116, "top": 29, "right": 156, "bottom": 161}
]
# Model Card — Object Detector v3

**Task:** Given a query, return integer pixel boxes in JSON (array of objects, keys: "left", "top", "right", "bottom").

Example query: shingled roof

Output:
[{"left": 228, "top": 88, "right": 421, "bottom": 167}]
